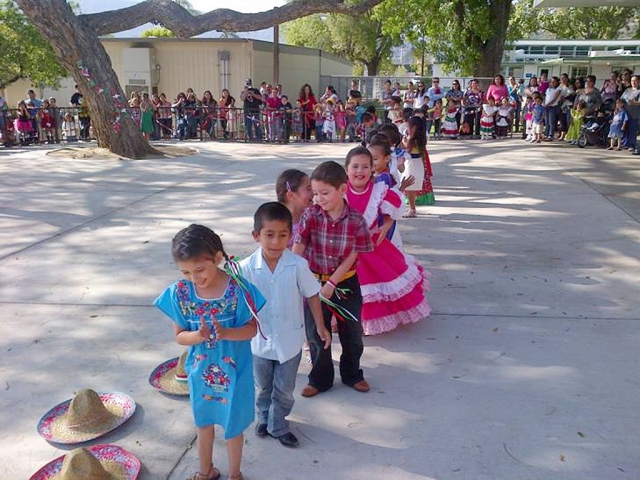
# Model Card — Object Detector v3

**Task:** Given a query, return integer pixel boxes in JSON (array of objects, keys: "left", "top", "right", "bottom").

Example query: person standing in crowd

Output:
[
  {"left": 403, "top": 81, "right": 416, "bottom": 110},
  {"left": 557, "top": 74, "right": 574, "bottom": 141},
  {"left": 348, "top": 79, "right": 362, "bottom": 101},
  {"left": 298, "top": 83, "right": 317, "bottom": 142},
  {"left": 486, "top": 75, "right": 509, "bottom": 104},
  {"left": 380, "top": 80, "right": 395, "bottom": 122},
  {"left": 621, "top": 75, "right": 640, "bottom": 154},
  {"left": 445, "top": 80, "right": 464, "bottom": 130},
  {"left": 575, "top": 75, "right": 602, "bottom": 116},
  {"left": 543, "top": 76, "right": 562, "bottom": 141},
  {"left": 462, "top": 78, "right": 484, "bottom": 137},
  {"left": 241, "top": 78, "right": 263, "bottom": 141},
  {"left": 426, "top": 77, "right": 444, "bottom": 109}
]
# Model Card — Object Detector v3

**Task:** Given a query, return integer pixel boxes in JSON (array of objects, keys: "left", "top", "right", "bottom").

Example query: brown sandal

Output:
[
  {"left": 186, "top": 465, "right": 221, "bottom": 480},
  {"left": 227, "top": 473, "right": 243, "bottom": 480}
]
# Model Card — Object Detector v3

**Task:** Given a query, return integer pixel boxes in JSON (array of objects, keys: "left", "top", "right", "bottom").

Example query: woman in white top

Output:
[
  {"left": 403, "top": 81, "right": 416, "bottom": 109},
  {"left": 414, "top": 81, "right": 429, "bottom": 110},
  {"left": 543, "top": 76, "right": 562, "bottom": 141}
]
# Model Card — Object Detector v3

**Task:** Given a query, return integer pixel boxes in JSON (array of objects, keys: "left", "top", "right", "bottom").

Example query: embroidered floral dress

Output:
[
  {"left": 154, "top": 278, "right": 265, "bottom": 438},
  {"left": 347, "top": 181, "right": 431, "bottom": 335}
]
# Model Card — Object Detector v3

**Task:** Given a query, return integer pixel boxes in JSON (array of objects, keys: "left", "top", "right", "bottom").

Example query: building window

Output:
[{"left": 571, "top": 66, "right": 589, "bottom": 78}]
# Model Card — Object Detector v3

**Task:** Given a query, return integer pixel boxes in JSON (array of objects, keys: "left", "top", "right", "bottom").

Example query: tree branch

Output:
[{"left": 81, "top": 0, "right": 385, "bottom": 37}]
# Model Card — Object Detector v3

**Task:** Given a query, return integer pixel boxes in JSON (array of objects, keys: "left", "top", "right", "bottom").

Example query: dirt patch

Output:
[{"left": 47, "top": 144, "right": 198, "bottom": 160}]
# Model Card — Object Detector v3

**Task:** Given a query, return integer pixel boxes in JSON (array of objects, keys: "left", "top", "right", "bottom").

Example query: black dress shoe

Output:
[
  {"left": 633, "top": 150, "right": 640, "bottom": 155},
  {"left": 270, "top": 431, "right": 299, "bottom": 448},
  {"left": 254, "top": 423, "right": 268, "bottom": 437}
]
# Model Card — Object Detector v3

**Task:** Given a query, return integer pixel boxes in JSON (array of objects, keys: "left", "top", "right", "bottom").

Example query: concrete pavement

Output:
[{"left": 1, "top": 139, "right": 639, "bottom": 480}]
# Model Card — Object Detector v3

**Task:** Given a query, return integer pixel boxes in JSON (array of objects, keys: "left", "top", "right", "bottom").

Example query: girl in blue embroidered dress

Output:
[{"left": 155, "top": 224, "right": 265, "bottom": 480}]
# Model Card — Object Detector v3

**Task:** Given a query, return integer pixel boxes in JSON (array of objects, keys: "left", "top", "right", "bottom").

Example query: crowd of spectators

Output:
[{"left": 2, "top": 71, "right": 639, "bottom": 151}]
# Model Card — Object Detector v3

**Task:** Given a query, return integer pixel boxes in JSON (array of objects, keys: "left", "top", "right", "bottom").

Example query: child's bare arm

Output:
[
  {"left": 307, "top": 294, "right": 331, "bottom": 349},
  {"left": 320, "top": 251, "right": 358, "bottom": 299}
]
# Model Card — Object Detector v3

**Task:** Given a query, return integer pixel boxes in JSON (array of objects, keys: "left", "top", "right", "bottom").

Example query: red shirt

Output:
[{"left": 294, "top": 202, "right": 373, "bottom": 275}]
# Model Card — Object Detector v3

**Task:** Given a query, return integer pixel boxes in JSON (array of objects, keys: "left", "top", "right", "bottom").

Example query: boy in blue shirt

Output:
[{"left": 240, "top": 202, "right": 330, "bottom": 448}]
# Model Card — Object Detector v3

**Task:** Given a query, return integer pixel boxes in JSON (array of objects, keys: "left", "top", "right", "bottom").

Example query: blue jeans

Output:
[
  {"left": 253, "top": 351, "right": 301, "bottom": 437},
  {"left": 545, "top": 105, "right": 559, "bottom": 139},
  {"left": 244, "top": 112, "right": 262, "bottom": 140},
  {"left": 624, "top": 117, "right": 639, "bottom": 149}
]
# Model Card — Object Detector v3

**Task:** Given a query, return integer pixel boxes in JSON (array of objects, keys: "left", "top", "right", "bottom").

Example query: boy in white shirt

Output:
[{"left": 240, "top": 202, "right": 330, "bottom": 448}]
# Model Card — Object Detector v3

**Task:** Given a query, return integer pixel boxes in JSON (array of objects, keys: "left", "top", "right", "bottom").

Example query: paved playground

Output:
[{"left": 1, "top": 138, "right": 639, "bottom": 480}]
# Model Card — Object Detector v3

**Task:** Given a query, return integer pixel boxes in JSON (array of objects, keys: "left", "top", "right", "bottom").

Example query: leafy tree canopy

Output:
[
  {"left": 282, "top": 3, "right": 399, "bottom": 75},
  {"left": 141, "top": 26, "right": 175, "bottom": 37},
  {"left": 538, "top": 6, "right": 639, "bottom": 39},
  {"left": 0, "top": 0, "right": 68, "bottom": 89}
]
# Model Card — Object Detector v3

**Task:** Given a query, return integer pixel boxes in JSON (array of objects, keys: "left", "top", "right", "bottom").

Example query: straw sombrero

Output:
[
  {"left": 29, "top": 444, "right": 140, "bottom": 480},
  {"left": 148, "top": 351, "right": 190, "bottom": 396},
  {"left": 37, "top": 389, "right": 136, "bottom": 444}
]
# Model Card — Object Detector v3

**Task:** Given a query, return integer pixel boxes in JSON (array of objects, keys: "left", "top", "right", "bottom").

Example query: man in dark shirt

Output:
[{"left": 240, "top": 78, "right": 263, "bottom": 141}]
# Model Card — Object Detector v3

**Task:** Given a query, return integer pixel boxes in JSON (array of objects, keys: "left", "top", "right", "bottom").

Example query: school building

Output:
[
  {"left": 2, "top": 38, "right": 353, "bottom": 105},
  {"left": 428, "top": 39, "right": 640, "bottom": 88}
]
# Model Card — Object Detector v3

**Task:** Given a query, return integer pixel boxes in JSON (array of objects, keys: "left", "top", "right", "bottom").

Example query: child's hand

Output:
[
  {"left": 317, "top": 326, "right": 332, "bottom": 349},
  {"left": 320, "top": 282, "right": 335, "bottom": 300},
  {"left": 199, "top": 316, "right": 214, "bottom": 342},
  {"left": 212, "top": 316, "right": 225, "bottom": 341},
  {"left": 400, "top": 175, "right": 415, "bottom": 191},
  {"left": 375, "top": 225, "right": 390, "bottom": 246}
]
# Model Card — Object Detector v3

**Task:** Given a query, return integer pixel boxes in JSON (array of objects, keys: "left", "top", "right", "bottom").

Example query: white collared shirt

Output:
[{"left": 240, "top": 248, "right": 321, "bottom": 363}]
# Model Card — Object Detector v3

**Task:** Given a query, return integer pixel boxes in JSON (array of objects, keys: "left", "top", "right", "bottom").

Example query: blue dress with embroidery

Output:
[{"left": 154, "top": 277, "right": 265, "bottom": 439}]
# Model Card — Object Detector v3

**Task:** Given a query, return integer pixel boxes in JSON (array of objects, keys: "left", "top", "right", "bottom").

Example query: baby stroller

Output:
[{"left": 578, "top": 112, "right": 611, "bottom": 148}]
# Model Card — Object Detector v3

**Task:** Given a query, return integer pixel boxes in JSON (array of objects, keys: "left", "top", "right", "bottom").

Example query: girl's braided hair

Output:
[{"left": 171, "top": 224, "right": 229, "bottom": 263}]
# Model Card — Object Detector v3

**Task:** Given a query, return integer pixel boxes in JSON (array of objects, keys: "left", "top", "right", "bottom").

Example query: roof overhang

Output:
[
  {"left": 535, "top": 0, "right": 639, "bottom": 6},
  {"left": 540, "top": 55, "right": 640, "bottom": 65}
]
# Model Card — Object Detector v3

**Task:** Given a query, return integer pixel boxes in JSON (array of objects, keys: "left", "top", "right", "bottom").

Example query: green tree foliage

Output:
[
  {"left": 379, "top": 0, "right": 514, "bottom": 77},
  {"left": 539, "top": 7, "right": 639, "bottom": 39},
  {"left": 0, "top": 0, "right": 68, "bottom": 89},
  {"left": 141, "top": 26, "right": 176, "bottom": 37},
  {"left": 282, "top": 5, "right": 398, "bottom": 75}
]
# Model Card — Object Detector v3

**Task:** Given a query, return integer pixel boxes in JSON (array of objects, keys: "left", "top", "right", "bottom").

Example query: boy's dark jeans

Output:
[{"left": 304, "top": 275, "right": 364, "bottom": 391}]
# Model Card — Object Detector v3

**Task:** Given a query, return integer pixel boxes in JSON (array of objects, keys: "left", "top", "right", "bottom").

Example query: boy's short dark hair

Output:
[
  {"left": 253, "top": 202, "right": 293, "bottom": 233},
  {"left": 311, "top": 161, "right": 347, "bottom": 189},
  {"left": 362, "top": 112, "right": 374, "bottom": 124}
]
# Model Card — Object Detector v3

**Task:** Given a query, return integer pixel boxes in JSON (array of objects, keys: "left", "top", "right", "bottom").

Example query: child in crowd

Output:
[
  {"left": 275, "top": 169, "right": 314, "bottom": 246},
  {"left": 226, "top": 98, "right": 237, "bottom": 141},
  {"left": 523, "top": 96, "right": 534, "bottom": 141},
  {"left": 61, "top": 112, "right": 78, "bottom": 143},
  {"left": 480, "top": 97, "right": 498, "bottom": 140},
  {"left": 376, "top": 124, "right": 405, "bottom": 186},
  {"left": 155, "top": 224, "right": 265, "bottom": 480},
  {"left": 322, "top": 98, "right": 336, "bottom": 142},
  {"left": 359, "top": 112, "right": 377, "bottom": 145},
  {"left": 401, "top": 116, "right": 427, "bottom": 218},
  {"left": 292, "top": 161, "right": 373, "bottom": 397},
  {"left": 130, "top": 97, "right": 141, "bottom": 127},
  {"left": 14, "top": 100, "right": 33, "bottom": 144},
  {"left": 530, "top": 96, "right": 545, "bottom": 143},
  {"left": 387, "top": 98, "right": 403, "bottom": 126},
  {"left": 441, "top": 101, "right": 459, "bottom": 138},
  {"left": 607, "top": 98, "right": 628, "bottom": 151},
  {"left": 280, "top": 95, "right": 293, "bottom": 144},
  {"left": 495, "top": 97, "right": 513, "bottom": 139},
  {"left": 566, "top": 100, "right": 586, "bottom": 145},
  {"left": 345, "top": 146, "right": 431, "bottom": 335},
  {"left": 345, "top": 97, "right": 359, "bottom": 141},
  {"left": 431, "top": 99, "right": 443, "bottom": 139},
  {"left": 240, "top": 203, "right": 330, "bottom": 449},
  {"left": 39, "top": 99, "right": 56, "bottom": 144},
  {"left": 335, "top": 100, "right": 347, "bottom": 142},
  {"left": 313, "top": 103, "right": 324, "bottom": 142}
]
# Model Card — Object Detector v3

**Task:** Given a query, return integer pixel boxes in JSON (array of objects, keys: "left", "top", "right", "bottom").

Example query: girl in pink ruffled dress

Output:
[{"left": 344, "top": 146, "right": 431, "bottom": 335}]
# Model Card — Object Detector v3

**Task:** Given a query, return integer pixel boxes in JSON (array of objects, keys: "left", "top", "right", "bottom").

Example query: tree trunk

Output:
[
  {"left": 365, "top": 58, "right": 380, "bottom": 76},
  {"left": 476, "top": 0, "right": 512, "bottom": 82},
  {"left": 15, "top": 0, "right": 153, "bottom": 159}
]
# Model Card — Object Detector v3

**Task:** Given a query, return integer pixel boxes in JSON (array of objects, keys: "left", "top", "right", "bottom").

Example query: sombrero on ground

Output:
[
  {"left": 29, "top": 444, "right": 140, "bottom": 480},
  {"left": 37, "top": 389, "right": 136, "bottom": 444},
  {"left": 149, "top": 351, "right": 189, "bottom": 396}
]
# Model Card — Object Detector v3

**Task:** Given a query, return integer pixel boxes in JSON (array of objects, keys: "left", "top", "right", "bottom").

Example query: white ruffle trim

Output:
[
  {"left": 362, "top": 301, "right": 432, "bottom": 336},
  {"left": 361, "top": 181, "right": 388, "bottom": 227},
  {"left": 361, "top": 262, "right": 430, "bottom": 303}
]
